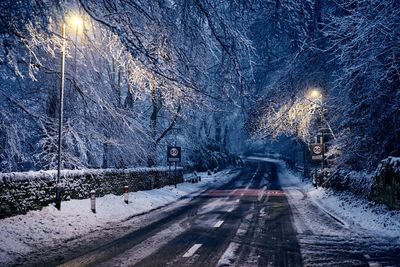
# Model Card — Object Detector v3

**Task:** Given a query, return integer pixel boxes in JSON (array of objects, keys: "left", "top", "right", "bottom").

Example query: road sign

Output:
[
  {"left": 167, "top": 146, "right": 181, "bottom": 162},
  {"left": 311, "top": 143, "right": 324, "bottom": 161}
]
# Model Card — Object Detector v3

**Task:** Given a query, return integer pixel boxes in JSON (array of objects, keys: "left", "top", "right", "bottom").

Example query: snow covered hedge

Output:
[
  {"left": 0, "top": 167, "right": 183, "bottom": 219},
  {"left": 326, "top": 157, "right": 400, "bottom": 210},
  {"left": 325, "top": 169, "right": 373, "bottom": 197},
  {"left": 188, "top": 147, "right": 241, "bottom": 172},
  {"left": 371, "top": 157, "right": 400, "bottom": 210}
]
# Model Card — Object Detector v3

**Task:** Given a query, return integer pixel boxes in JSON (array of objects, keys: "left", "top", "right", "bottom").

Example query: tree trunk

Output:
[{"left": 147, "top": 78, "right": 158, "bottom": 167}]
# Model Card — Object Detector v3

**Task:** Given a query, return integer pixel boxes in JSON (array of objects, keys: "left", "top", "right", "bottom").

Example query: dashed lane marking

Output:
[
  {"left": 182, "top": 244, "right": 202, "bottom": 258},
  {"left": 368, "top": 262, "right": 382, "bottom": 267},
  {"left": 365, "top": 254, "right": 381, "bottom": 267},
  {"left": 213, "top": 220, "right": 224, "bottom": 228},
  {"left": 227, "top": 207, "right": 234, "bottom": 212}
]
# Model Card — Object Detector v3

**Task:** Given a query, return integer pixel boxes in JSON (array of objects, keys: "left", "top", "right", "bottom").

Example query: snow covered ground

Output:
[{"left": 0, "top": 169, "right": 238, "bottom": 266}]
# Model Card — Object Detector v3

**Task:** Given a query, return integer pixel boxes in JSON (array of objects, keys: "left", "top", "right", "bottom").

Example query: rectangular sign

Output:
[
  {"left": 167, "top": 146, "right": 181, "bottom": 163},
  {"left": 312, "top": 154, "right": 323, "bottom": 161}
]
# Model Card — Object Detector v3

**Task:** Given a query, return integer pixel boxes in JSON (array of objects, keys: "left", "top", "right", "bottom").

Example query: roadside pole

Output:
[
  {"left": 124, "top": 186, "right": 129, "bottom": 204},
  {"left": 90, "top": 190, "right": 96, "bottom": 213},
  {"left": 320, "top": 99, "right": 325, "bottom": 182},
  {"left": 167, "top": 146, "right": 181, "bottom": 189},
  {"left": 168, "top": 163, "right": 171, "bottom": 186},
  {"left": 174, "top": 162, "right": 177, "bottom": 188}
]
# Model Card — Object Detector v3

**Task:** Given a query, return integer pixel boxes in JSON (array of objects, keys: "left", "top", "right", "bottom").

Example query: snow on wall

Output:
[
  {"left": 371, "top": 157, "right": 400, "bottom": 210},
  {"left": 0, "top": 167, "right": 183, "bottom": 219},
  {"left": 325, "top": 157, "right": 400, "bottom": 210},
  {"left": 326, "top": 168, "right": 373, "bottom": 197}
]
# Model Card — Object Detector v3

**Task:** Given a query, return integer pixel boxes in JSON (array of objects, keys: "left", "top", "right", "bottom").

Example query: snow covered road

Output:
[{"left": 1, "top": 158, "right": 400, "bottom": 266}]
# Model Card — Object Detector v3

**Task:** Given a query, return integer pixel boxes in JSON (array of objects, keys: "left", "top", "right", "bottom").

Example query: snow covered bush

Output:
[
  {"left": 371, "top": 157, "right": 400, "bottom": 210},
  {"left": 325, "top": 168, "right": 373, "bottom": 197}
]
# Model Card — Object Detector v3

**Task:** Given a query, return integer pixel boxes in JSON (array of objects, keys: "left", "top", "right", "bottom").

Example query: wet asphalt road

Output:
[
  {"left": 56, "top": 160, "right": 302, "bottom": 267},
  {"left": 36, "top": 159, "right": 400, "bottom": 267}
]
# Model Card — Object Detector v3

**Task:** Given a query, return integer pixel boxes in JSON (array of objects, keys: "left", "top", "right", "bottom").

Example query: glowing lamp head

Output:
[
  {"left": 309, "top": 89, "right": 321, "bottom": 99},
  {"left": 69, "top": 15, "right": 83, "bottom": 30}
]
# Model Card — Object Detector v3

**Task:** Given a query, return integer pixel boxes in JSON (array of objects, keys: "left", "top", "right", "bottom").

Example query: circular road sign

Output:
[
  {"left": 169, "top": 148, "right": 179, "bottom": 157},
  {"left": 313, "top": 145, "right": 322, "bottom": 155}
]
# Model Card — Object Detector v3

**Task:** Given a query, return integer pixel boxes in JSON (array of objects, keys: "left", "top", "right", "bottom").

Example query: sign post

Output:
[
  {"left": 310, "top": 143, "right": 324, "bottom": 188},
  {"left": 167, "top": 146, "right": 181, "bottom": 188}
]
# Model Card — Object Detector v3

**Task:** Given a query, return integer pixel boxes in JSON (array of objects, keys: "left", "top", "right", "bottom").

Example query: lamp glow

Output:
[
  {"left": 69, "top": 15, "right": 83, "bottom": 30},
  {"left": 309, "top": 89, "right": 321, "bottom": 99}
]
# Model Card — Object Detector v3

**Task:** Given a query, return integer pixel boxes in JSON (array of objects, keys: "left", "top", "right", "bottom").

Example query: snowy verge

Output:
[
  {"left": 247, "top": 156, "right": 400, "bottom": 239},
  {"left": 0, "top": 169, "right": 239, "bottom": 266}
]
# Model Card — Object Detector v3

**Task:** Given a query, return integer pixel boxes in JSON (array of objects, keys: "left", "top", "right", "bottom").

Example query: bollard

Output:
[
  {"left": 124, "top": 186, "right": 129, "bottom": 204},
  {"left": 90, "top": 190, "right": 96, "bottom": 213}
]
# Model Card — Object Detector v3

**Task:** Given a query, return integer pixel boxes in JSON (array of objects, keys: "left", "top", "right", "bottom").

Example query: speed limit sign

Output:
[
  {"left": 311, "top": 144, "right": 324, "bottom": 161},
  {"left": 167, "top": 146, "right": 181, "bottom": 162},
  {"left": 169, "top": 148, "right": 179, "bottom": 157}
]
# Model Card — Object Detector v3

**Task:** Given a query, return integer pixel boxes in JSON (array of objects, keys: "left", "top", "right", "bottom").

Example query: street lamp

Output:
[
  {"left": 306, "top": 88, "right": 326, "bottom": 185},
  {"left": 69, "top": 15, "right": 82, "bottom": 74},
  {"left": 70, "top": 15, "right": 83, "bottom": 30},
  {"left": 309, "top": 89, "right": 321, "bottom": 100},
  {"left": 55, "top": 15, "right": 83, "bottom": 210},
  {"left": 307, "top": 88, "right": 324, "bottom": 141}
]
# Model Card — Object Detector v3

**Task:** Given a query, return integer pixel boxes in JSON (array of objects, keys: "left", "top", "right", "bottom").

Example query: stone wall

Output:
[{"left": 0, "top": 167, "right": 183, "bottom": 219}]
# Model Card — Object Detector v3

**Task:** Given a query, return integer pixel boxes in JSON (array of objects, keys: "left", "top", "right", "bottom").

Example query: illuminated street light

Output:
[
  {"left": 305, "top": 87, "right": 326, "bottom": 187},
  {"left": 55, "top": 14, "right": 83, "bottom": 211},
  {"left": 70, "top": 15, "right": 83, "bottom": 30},
  {"left": 309, "top": 89, "right": 321, "bottom": 100}
]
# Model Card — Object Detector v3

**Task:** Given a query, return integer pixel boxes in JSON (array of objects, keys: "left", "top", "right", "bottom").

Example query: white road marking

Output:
[
  {"left": 227, "top": 207, "right": 234, "bottom": 212},
  {"left": 182, "top": 244, "right": 202, "bottom": 257},
  {"left": 368, "top": 262, "right": 381, "bottom": 267},
  {"left": 235, "top": 199, "right": 240, "bottom": 203},
  {"left": 365, "top": 253, "right": 382, "bottom": 266},
  {"left": 213, "top": 220, "right": 224, "bottom": 228}
]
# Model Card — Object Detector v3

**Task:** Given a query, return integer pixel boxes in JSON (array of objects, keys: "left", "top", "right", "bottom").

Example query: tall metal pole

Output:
[
  {"left": 320, "top": 96, "right": 325, "bottom": 181},
  {"left": 74, "top": 26, "right": 78, "bottom": 75},
  {"left": 56, "top": 23, "right": 66, "bottom": 210}
]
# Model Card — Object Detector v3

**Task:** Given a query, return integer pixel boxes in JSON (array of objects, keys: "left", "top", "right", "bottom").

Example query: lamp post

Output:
[
  {"left": 55, "top": 15, "right": 82, "bottom": 210},
  {"left": 55, "top": 22, "right": 66, "bottom": 210},
  {"left": 308, "top": 89, "right": 325, "bottom": 182}
]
